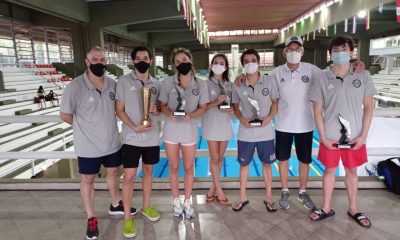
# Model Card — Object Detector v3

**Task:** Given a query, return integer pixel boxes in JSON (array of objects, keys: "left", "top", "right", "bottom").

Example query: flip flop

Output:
[
  {"left": 206, "top": 194, "right": 216, "bottom": 202},
  {"left": 263, "top": 201, "right": 278, "bottom": 212},
  {"left": 347, "top": 212, "right": 371, "bottom": 228},
  {"left": 232, "top": 200, "right": 249, "bottom": 212},
  {"left": 216, "top": 196, "right": 232, "bottom": 207},
  {"left": 309, "top": 208, "right": 335, "bottom": 221}
]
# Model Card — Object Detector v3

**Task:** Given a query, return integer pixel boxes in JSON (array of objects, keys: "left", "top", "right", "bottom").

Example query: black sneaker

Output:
[
  {"left": 86, "top": 217, "right": 99, "bottom": 240},
  {"left": 108, "top": 200, "right": 137, "bottom": 216}
]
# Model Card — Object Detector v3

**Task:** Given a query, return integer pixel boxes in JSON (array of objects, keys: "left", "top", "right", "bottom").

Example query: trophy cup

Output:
[
  {"left": 337, "top": 114, "right": 351, "bottom": 149},
  {"left": 247, "top": 96, "right": 262, "bottom": 126},
  {"left": 141, "top": 88, "right": 152, "bottom": 126},
  {"left": 218, "top": 82, "right": 232, "bottom": 109},
  {"left": 173, "top": 85, "right": 186, "bottom": 116}
]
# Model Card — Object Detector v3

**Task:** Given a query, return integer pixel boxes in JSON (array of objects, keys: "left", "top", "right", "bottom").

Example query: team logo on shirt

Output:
[
  {"left": 151, "top": 87, "right": 158, "bottom": 95},
  {"left": 192, "top": 88, "right": 199, "bottom": 96},
  {"left": 352, "top": 79, "right": 361, "bottom": 88},
  {"left": 262, "top": 88, "right": 269, "bottom": 96},
  {"left": 301, "top": 75, "right": 310, "bottom": 83},
  {"left": 109, "top": 92, "right": 115, "bottom": 100}
]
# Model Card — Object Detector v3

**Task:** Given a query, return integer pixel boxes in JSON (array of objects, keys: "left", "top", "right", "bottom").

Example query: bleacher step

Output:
[{"left": 15, "top": 109, "right": 33, "bottom": 115}]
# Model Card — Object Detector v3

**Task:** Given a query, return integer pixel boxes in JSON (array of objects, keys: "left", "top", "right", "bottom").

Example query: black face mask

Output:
[
  {"left": 134, "top": 61, "right": 151, "bottom": 73},
  {"left": 89, "top": 62, "right": 106, "bottom": 77},
  {"left": 176, "top": 62, "right": 192, "bottom": 75}
]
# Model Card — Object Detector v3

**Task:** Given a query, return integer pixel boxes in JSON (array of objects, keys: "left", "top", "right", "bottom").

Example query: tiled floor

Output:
[{"left": 0, "top": 189, "right": 399, "bottom": 240}]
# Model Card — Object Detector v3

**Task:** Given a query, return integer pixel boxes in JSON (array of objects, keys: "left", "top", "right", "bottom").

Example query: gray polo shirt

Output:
[
  {"left": 116, "top": 72, "right": 160, "bottom": 147},
  {"left": 60, "top": 72, "right": 121, "bottom": 158},
  {"left": 232, "top": 74, "right": 279, "bottom": 142},
  {"left": 271, "top": 62, "right": 323, "bottom": 133},
  {"left": 159, "top": 75, "right": 209, "bottom": 143},
  {"left": 310, "top": 68, "right": 376, "bottom": 142},
  {"left": 201, "top": 77, "right": 234, "bottom": 141}
]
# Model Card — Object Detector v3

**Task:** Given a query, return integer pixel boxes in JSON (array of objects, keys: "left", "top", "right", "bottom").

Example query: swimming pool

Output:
[{"left": 138, "top": 119, "right": 339, "bottom": 178}]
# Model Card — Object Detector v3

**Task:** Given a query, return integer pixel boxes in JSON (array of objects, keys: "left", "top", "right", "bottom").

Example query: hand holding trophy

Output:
[{"left": 247, "top": 96, "right": 262, "bottom": 127}]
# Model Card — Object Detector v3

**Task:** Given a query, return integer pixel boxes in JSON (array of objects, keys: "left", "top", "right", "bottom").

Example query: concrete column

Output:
[
  {"left": 357, "top": 38, "right": 370, "bottom": 68},
  {"left": 162, "top": 51, "right": 169, "bottom": 69},
  {"left": 386, "top": 56, "right": 393, "bottom": 74}
]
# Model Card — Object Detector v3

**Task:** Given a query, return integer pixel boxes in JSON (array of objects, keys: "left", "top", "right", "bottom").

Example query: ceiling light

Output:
[{"left": 357, "top": 10, "right": 367, "bottom": 18}]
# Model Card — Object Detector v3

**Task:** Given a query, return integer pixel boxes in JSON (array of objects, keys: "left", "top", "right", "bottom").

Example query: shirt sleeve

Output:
[
  {"left": 198, "top": 79, "right": 210, "bottom": 105},
  {"left": 158, "top": 77, "right": 170, "bottom": 104},
  {"left": 115, "top": 77, "right": 125, "bottom": 102},
  {"left": 363, "top": 71, "right": 377, "bottom": 97},
  {"left": 60, "top": 81, "right": 78, "bottom": 114},
  {"left": 268, "top": 74, "right": 279, "bottom": 100},
  {"left": 232, "top": 86, "right": 240, "bottom": 104},
  {"left": 309, "top": 69, "right": 325, "bottom": 103}
]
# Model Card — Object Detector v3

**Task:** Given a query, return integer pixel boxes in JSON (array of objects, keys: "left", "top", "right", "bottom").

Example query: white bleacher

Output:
[{"left": 372, "top": 68, "right": 400, "bottom": 103}]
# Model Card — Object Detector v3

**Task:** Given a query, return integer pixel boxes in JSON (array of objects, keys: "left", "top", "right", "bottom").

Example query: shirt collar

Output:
[
  {"left": 84, "top": 71, "right": 106, "bottom": 90},
  {"left": 245, "top": 73, "right": 263, "bottom": 87},
  {"left": 174, "top": 74, "right": 196, "bottom": 88},
  {"left": 284, "top": 62, "right": 302, "bottom": 73},
  {"left": 327, "top": 64, "right": 355, "bottom": 80},
  {"left": 130, "top": 72, "right": 155, "bottom": 85}
]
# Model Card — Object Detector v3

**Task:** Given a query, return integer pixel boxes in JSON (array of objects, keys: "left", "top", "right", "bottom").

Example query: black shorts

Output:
[
  {"left": 121, "top": 144, "right": 160, "bottom": 168},
  {"left": 78, "top": 150, "right": 122, "bottom": 175},
  {"left": 275, "top": 130, "right": 313, "bottom": 164}
]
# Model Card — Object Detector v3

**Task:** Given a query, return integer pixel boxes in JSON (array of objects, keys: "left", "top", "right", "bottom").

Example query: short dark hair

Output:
[
  {"left": 209, "top": 53, "right": 230, "bottom": 81},
  {"left": 240, "top": 49, "right": 260, "bottom": 65},
  {"left": 328, "top": 35, "right": 355, "bottom": 55},
  {"left": 131, "top": 46, "right": 152, "bottom": 60}
]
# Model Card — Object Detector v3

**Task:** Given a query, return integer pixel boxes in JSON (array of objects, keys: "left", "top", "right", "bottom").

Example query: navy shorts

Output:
[
  {"left": 78, "top": 150, "right": 122, "bottom": 175},
  {"left": 275, "top": 130, "right": 313, "bottom": 164},
  {"left": 237, "top": 140, "right": 276, "bottom": 166}
]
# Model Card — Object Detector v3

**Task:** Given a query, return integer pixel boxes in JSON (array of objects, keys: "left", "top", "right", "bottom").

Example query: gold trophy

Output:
[{"left": 141, "top": 88, "right": 151, "bottom": 126}]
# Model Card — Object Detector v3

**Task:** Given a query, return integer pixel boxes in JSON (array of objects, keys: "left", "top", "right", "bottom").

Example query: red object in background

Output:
[{"left": 397, "top": 0, "right": 400, "bottom": 23}]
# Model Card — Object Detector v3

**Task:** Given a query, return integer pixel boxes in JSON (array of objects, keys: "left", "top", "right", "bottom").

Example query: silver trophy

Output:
[
  {"left": 173, "top": 84, "right": 186, "bottom": 116},
  {"left": 218, "top": 82, "right": 232, "bottom": 109},
  {"left": 247, "top": 96, "right": 262, "bottom": 126},
  {"left": 337, "top": 114, "right": 351, "bottom": 149}
]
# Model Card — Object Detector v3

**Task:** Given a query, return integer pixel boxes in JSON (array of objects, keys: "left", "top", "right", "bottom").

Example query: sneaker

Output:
[
  {"left": 141, "top": 206, "right": 161, "bottom": 222},
  {"left": 183, "top": 199, "right": 196, "bottom": 219},
  {"left": 279, "top": 190, "right": 290, "bottom": 210},
  {"left": 123, "top": 219, "right": 137, "bottom": 238},
  {"left": 108, "top": 200, "right": 137, "bottom": 216},
  {"left": 172, "top": 198, "right": 183, "bottom": 217},
  {"left": 297, "top": 192, "right": 316, "bottom": 211},
  {"left": 86, "top": 217, "right": 99, "bottom": 240}
]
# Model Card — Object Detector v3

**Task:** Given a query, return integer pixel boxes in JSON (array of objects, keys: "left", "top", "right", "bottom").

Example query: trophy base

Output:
[
  {"left": 141, "top": 120, "right": 151, "bottom": 127},
  {"left": 218, "top": 104, "right": 231, "bottom": 109},
  {"left": 173, "top": 111, "right": 186, "bottom": 116},
  {"left": 337, "top": 144, "right": 351, "bottom": 149},
  {"left": 249, "top": 119, "right": 262, "bottom": 127}
]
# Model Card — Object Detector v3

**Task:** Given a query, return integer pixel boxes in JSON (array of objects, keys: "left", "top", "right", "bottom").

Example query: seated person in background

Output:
[
  {"left": 37, "top": 85, "right": 46, "bottom": 109},
  {"left": 46, "top": 90, "right": 59, "bottom": 107}
]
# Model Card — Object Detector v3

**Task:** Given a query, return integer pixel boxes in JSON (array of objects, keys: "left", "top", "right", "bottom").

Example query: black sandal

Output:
[
  {"left": 232, "top": 200, "right": 249, "bottom": 212},
  {"left": 264, "top": 201, "right": 277, "bottom": 212},
  {"left": 310, "top": 208, "right": 335, "bottom": 221},
  {"left": 347, "top": 212, "right": 371, "bottom": 228}
]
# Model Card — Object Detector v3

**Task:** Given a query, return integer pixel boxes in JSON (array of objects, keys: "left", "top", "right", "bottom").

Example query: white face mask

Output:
[
  {"left": 211, "top": 64, "right": 226, "bottom": 75},
  {"left": 244, "top": 62, "right": 258, "bottom": 74},
  {"left": 286, "top": 51, "right": 302, "bottom": 64}
]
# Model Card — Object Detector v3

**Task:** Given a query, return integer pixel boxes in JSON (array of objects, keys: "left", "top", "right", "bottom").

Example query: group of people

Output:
[
  {"left": 36, "top": 85, "right": 59, "bottom": 109},
  {"left": 60, "top": 34, "right": 375, "bottom": 240}
]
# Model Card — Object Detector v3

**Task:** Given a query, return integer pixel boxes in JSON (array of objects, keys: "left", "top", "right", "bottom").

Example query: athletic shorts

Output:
[
  {"left": 121, "top": 144, "right": 160, "bottom": 168},
  {"left": 237, "top": 139, "right": 276, "bottom": 166},
  {"left": 318, "top": 144, "right": 368, "bottom": 169},
  {"left": 275, "top": 130, "right": 313, "bottom": 164},
  {"left": 78, "top": 150, "right": 122, "bottom": 175}
]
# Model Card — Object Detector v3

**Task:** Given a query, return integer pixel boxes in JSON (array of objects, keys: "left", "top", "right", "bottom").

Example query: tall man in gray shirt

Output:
[{"left": 60, "top": 47, "right": 134, "bottom": 240}]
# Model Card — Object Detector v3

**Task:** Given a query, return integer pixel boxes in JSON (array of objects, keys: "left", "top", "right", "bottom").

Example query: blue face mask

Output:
[{"left": 332, "top": 51, "right": 350, "bottom": 65}]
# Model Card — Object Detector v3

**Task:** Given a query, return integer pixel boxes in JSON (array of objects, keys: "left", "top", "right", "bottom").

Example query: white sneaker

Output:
[
  {"left": 183, "top": 199, "right": 196, "bottom": 219},
  {"left": 172, "top": 198, "right": 183, "bottom": 217}
]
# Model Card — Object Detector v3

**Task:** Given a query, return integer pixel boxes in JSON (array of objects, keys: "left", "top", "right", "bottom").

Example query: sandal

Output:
[
  {"left": 232, "top": 200, "right": 249, "bottom": 212},
  {"left": 347, "top": 212, "right": 371, "bottom": 228},
  {"left": 263, "top": 201, "right": 277, "bottom": 212},
  {"left": 216, "top": 196, "right": 232, "bottom": 207},
  {"left": 206, "top": 194, "right": 216, "bottom": 202},
  {"left": 309, "top": 208, "right": 335, "bottom": 221}
]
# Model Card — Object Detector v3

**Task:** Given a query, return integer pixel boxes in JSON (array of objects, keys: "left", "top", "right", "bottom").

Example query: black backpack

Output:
[{"left": 377, "top": 157, "right": 400, "bottom": 195}]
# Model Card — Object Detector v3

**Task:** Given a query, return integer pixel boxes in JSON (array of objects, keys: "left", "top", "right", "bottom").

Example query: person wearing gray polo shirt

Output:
[
  {"left": 60, "top": 46, "right": 135, "bottom": 240},
  {"left": 309, "top": 36, "right": 375, "bottom": 228},
  {"left": 202, "top": 53, "right": 234, "bottom": 207},
  {"left": 115, "top": 46, "right": 161, "bottom": 238},
  {"left": 231, "top": 49, "right": 279, "bottom": 212},
  {"left": 159, "top": 48, "right": 209, "bottom": 219}
]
